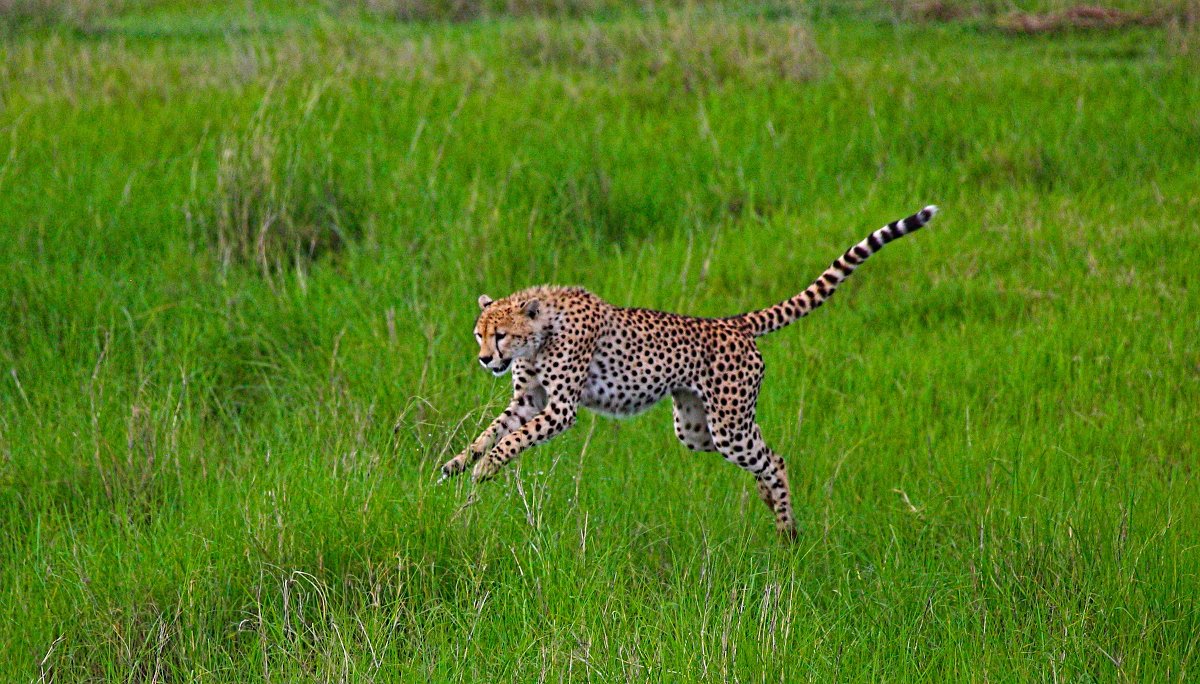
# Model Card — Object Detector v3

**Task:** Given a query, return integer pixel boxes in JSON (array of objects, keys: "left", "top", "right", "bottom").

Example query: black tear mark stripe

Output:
[{"left": 733, "top": 205, "right": 939, "bottom": 337}]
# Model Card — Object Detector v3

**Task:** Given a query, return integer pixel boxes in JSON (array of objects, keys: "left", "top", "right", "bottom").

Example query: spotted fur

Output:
[{"left": 441, "top": 206, "right": 939, "bottom": 538}]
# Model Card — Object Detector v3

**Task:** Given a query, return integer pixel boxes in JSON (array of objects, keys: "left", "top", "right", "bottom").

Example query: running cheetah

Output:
[{"left": 441, "top": 206, "right": 939, "bottom": 537}]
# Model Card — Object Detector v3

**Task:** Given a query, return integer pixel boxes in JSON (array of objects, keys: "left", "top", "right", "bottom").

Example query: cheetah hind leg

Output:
[
  {"left": 675, "top": 390, "right": 788, "bottom": 528},
  {"left": 748, "top": 436, "right": 796, "bottom": 539},
  {"left": 755, "top": 478, "right": 776, "bottom": 509},
  {"left": 709, "top": 417, "right": 797, "bottom": 540},
  {"left": 755, "top": 444, "right": 796, "bottom": 539}
]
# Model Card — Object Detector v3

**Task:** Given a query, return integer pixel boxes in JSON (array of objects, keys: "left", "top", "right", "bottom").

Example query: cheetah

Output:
[{"left": 441, "top": 206, "right": 939, "bottom": 537}]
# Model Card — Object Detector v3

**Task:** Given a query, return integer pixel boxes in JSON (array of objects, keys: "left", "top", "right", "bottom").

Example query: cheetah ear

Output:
[
  {"left": 522, "top": 299, "right": 540, "bottom": 319},
  {"left": 477, "top": 294, "right": 493, "bottom": 310}
]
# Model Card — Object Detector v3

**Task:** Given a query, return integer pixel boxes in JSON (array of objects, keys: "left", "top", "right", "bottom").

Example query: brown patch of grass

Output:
[
  {"left": 996, "top": 5, "right": 1172, "bottom": 33},
  {"left": 349, "top": 0, "right": 661, "bottom": 23},
  {"left": 896, "top": 0, "right": 977, "bottom": 23},
  {"left": 356, "top": 0, "right": 483, "bottom": 22},
  {"left": 909, "top": 1, "right": 970, "bottom": 21},
  {"left": 886, "top": 0, "right": 1192, "bottom": 30},
  {"left": 0, "top": 0, "right": 120, "bottom": 30}
]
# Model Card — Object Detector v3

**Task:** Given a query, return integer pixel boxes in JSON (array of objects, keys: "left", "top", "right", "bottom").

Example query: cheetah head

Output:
[{"left": 473, "top": 294, "right": 544, "bottom": 376}]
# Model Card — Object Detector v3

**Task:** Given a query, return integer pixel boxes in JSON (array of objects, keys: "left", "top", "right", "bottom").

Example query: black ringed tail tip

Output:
[
  {"left": 734, "top": 204, "right": 940, "bottom": 338},
  {"left": 916, "top": 205, "right": 938, "bottom": 225}
]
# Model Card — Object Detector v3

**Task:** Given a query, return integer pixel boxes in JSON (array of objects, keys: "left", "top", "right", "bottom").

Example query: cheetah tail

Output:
[{"left": 734, "top": 205, "right": 939, "bottom": 338}]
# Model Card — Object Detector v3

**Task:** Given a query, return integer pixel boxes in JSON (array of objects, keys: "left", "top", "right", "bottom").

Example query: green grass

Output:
[{"left": 2, "top": 2, "right": 1199, "bottom": 681}]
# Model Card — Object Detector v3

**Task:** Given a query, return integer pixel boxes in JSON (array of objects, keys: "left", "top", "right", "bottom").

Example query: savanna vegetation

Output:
[{"left": 1, "top": 0, "right": 1198, "bottom": 680}]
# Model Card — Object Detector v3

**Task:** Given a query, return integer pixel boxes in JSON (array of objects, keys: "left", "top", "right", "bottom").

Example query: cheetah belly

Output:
[{"left": 578, "top": 351, "right": 672, "bottom": 418}]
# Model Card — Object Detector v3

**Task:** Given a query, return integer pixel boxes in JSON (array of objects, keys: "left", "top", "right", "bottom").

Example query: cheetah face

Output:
[{"left": 473, "top": 294, "right": 544, "bottom": 376}]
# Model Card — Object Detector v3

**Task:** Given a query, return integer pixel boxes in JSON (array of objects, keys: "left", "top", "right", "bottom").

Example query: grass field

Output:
[{"left": 2, "top": 0, "right": 1199, "bottom": 680}]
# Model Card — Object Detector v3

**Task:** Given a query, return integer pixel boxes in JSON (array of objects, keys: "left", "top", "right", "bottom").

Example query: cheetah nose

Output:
[{"left": 479, "top": 355, "right": 493, "bottom": 367}]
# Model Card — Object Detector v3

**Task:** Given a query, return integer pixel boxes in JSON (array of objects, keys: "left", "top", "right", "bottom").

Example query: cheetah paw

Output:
[
  {"left": 471, "top": 457, "right": 502, "bottom": 483},
  {"left": 440, "top": 439, "right": 493, "bottom": 482},
  {"left": 776, "top": 521, "right": 799, "bottom": 542},
  {"left": 439, "top": 453, "right": 469, "bottom": 482}
]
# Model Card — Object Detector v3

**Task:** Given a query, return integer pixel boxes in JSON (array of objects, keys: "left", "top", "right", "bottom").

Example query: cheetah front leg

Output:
[
  {"left": 441, "top": 369, "right": 546, "bottom": 481},
  {"left": 471, "top": 399, "right": 578, "bottom": 482},
  {"left": 469, "top": 337, "right": 592, "bottom": 482}
]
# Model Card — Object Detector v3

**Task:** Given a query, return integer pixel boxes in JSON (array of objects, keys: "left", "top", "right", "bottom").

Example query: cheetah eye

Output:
[
  {"left": 495, "top": 332, "right": 507, "bottom": 342},
  {"left": 474, "top": 332, "right": 482, "bottom": 343}
]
